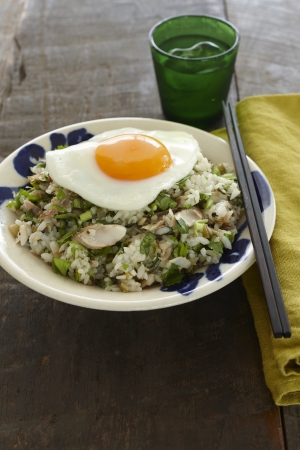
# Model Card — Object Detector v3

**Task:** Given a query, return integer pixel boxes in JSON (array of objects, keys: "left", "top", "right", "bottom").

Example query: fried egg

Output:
[{"left": 46, "top": 128, "right": 200, "bottom": 211}]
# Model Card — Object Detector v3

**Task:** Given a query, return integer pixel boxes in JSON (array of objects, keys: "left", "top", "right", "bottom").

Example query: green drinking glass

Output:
[{"left": 149, "top": 15, "right": 240, "bottom": 129}]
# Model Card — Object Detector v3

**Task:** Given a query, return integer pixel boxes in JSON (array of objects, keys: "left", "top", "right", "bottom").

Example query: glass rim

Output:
[{"left": 149, "top": 14, "right": 240, "bottom": 61}]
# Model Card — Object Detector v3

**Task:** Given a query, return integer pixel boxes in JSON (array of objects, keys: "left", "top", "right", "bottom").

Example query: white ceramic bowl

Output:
[{"left": 0, "top": 118, "right": 276, "bottom": 311}]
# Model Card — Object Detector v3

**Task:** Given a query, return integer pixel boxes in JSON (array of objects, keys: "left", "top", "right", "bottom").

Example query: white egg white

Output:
[{"left": 45, "top": 128, "right": 200, "bottom": 211}]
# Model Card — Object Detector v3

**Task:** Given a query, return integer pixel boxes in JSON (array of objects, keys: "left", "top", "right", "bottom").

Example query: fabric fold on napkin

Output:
[{"left": 213, "top": 93, "right": 300, "bottom": 406}]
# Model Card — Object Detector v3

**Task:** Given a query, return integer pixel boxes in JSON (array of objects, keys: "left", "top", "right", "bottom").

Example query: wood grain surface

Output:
[{"left": 0, "top": 0, "right": 299, "bottom": 449}]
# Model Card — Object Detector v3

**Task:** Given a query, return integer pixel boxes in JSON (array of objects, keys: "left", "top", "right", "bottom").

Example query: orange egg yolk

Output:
[{"left": 95, "top": 134, "right": 172, "bottom": 181}]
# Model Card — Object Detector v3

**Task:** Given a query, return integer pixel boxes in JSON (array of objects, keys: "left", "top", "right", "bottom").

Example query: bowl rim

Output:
[{"left": 0, "top": 117, "right": 275, "bottom": 311}]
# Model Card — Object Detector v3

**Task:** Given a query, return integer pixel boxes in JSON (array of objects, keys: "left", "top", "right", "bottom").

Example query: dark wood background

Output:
[{"left": 1, "top": 0, "right": 300, "bottom": 449}]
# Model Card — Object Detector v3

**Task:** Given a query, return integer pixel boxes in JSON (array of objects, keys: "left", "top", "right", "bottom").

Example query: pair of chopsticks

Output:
[{"left": 222, "top": 102, "right": 291, "bottom": 339}]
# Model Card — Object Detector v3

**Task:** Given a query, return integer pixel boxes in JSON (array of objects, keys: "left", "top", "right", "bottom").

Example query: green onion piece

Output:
[
  {"left": 212, "top": 165, "right": 221, "bottom": 176},
  {"left": 54, "top": 204, "right": 67, "bottom": 212},
  {"left": 35, "top": 161, "right": 46, "bottom": 169},
  {"left": 148, "top": 255, "right": 160, "bottom": 269},
  {"left": 82, "top": 200, "right": 93, "bottom": 209},
  {"left": 89, "top": 246, "right": 113, "bottom": 257},
  {"left": 221, "top": 173, "right": 237, "bottom": 180},
  {"left": 193, "top": 219, "right": 208, "bottom": 236},
  {"left": 72, "top": 198, "right": 81, "bottom": 208},
  {"left": 52, "top": 258, "right": 71, "bottom": 276},
  {"left": 199, "top": 193, "right": 210, "bottom": 201},
  {"left": 56, "top": 186, "right": 66, "bottom": 200},
  {"left": 68, "top": 241, "right": 88, "bottom": 257},
  {"left": 176, "top": 218, "right": 189, "bottom": 234},
  {"left": 54, "top": 213, "right": 78, "bottom": 220},
  {"left": 178, "top": 175, "right": 190, "bottom": 189},
  {"left": 140, "top": 232, "right": 156, "bottom": 256},
  {"left": 58, "top": 228, "right": 66, "bottom": 236},
  {"left": 191, "top": 243, "right": 203, "bottom": 253},
  {"left": 155, "top": 193, "right": 177, "bottom": 211},
  {"left": 75, "top": 269, "right": 81, "bottom": 281},
  {"left": 224, "top": 231, "right": 235, "bottom": 242},
  {"left": 20, "top": 209, "right": 34, "bottom": 221},
  {"left": 80, "top": 211, "right": 93, "bottom": 223},
  {"left": 6, "top": 200, "right": 17, "bottom": 209},
  {"left": 173, "top": 241, "right": 189, "bottom": 258},
  {"left": 55, "top": 145, "right": 68, "bottom": 150},
  {"left": 57, "top": 229, "right": 77, "bottom": 244},
  {"left": 161, "top": 263, "right": 183, "bottom": 286},
  {"left": 204, "top": 198, "right": 214, "bottom": 210}
]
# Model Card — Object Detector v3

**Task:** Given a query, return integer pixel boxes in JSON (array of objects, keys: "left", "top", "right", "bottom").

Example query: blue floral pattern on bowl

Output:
[{"left": 0, "top": 128, "right": 94, "bottom": 206}]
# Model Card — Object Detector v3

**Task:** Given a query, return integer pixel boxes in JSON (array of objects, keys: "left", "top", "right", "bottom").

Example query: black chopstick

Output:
[{"left": 222, "top": 102, "right": 291, "bottom": 339}]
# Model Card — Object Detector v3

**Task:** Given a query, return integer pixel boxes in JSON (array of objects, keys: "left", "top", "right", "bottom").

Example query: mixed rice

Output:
[{"left": 7, "top": 145, "right": 244, "bottom": 292}]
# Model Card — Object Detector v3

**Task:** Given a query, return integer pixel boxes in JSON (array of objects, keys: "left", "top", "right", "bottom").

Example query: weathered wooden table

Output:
[{"left": 1, "top": 1, "right": 300, "bottom": 449}]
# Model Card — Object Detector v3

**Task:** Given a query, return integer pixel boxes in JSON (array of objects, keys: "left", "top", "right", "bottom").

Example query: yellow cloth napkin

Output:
[{"left": 213, "top": 93, "right": 300, "bottom": 405}]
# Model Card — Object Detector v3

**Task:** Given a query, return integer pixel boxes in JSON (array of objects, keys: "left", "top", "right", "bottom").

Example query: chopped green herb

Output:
[
  {"left": 221, "top": 173, "right": 237, "bottom": 180},
  {"left": 79, "top": 211, "right": 93, "bottom": 223},
  {"left": 173, "top": 241, "right": 189, "bottom": 258},
  {"left": 35, "top": 161, "right": 46, "bottom": 169},
  {"left": 208, "top": 235, "right": 224, "bottom": 255},
  {"left": 75, "top": 269, "right": 81, "bottom": 281},
  {"left": 57, "top": 229, "right": 77, "bottom": 245},
  {"left": 148, "top": 255, "right": 160, "bottom": 269},
  {"left": 72, "top": 198, "right": 81, "bottom": 208},
  {"left": 55, "top": 145, "right": 68, "bottom": 150},
  {"left": 89, "top": 246, "right": 113, "bottom": 257},
  {"left": 224, "top": 231, "right": 235, "bottom": 242},
  {"left": 58, "top": 227, "right": 66, "bottom": 236},
  {"left": 176, "top": 218, "right": 189, "bottom": 234},
  {"left": 212, "top": 165, "right": 221, "bottom": 176},
  {"left": 20, "top": 210, "right": 34, "bottom": 221},
  {"left": 82, "top": 200, "right": 93, "bottom": 209},
  {"left": 199, "top": 193, "right": 210, "bottom": 201},
  {"left": 191, "top": 243, "right": 203, "bottom": 253},
  {"left": 52, "top": 258, "right": 71, "bottom": 276},
  {"left": 204, "top": 198, "right": 214, "bottom": 210},
  {"left": 53, "top": 204, "right": 67, "bottom": 212},
  {"left": 154, "top": 193, "right": 177, "bottom": 211},
  {"left": 56, "top": 187, "right": 66, "bottom": 200},
  {"left": 140, "top": 232, "right": 156, "bottom": 256},
  {"left": 193, "top": 219, "right": 208, "bottom": 236},
  {"left": 68, "top": 241, "right": 88, "bottom": 257},
  {"left": 178, "top": 175, "right": 190, "bottom": 189},
  {"left": 161, "top": 263, "right": 184, "bottom": 286},
  {"left": 54, "top": 213, "right": 77, "bottom": 220}
]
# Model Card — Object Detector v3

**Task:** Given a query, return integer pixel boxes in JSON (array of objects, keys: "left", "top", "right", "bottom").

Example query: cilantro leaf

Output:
[
  {"left": 52, "top": 258, "right": 71, "bottom": 276},
  {"left": 176, "top": 218, "right": 189, "bottom": 234},
  {"left": 155, "top": 193, "right": 177, "bottom": 211},
  {"left": 208, "top": 235, "right": 224, "bottom": 255},
  {"left": 140, "top": 232, "right": 156, "bottom": 256},
  {"left": 161, "top": 264, "right": 184, "bottom": 286}
]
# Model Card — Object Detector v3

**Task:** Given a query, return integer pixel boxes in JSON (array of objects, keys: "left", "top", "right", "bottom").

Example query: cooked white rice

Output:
[{"left": 7, "top": 145, "right": 243, "bottom": 292}]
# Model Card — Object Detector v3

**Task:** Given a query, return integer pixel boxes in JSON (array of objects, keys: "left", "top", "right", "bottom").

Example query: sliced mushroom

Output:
[
  {"left": 169, "top": 256, "right": 192, "bottom": 269},
  {"left": 72, "top": 223, "right": 126, "bottom": 249},
  {"left": 23, "top": 199, "right": 41, "bottom": 216},
  {"left": 142, "top": 219, "right": 165, "bottom": 232},
  {"left": 174, "top": 207, "right": 203, "bottom": 227},
  {"left": 16, "top": 222, "right": 32, "bottom": 246},
  {"left": 38, "top": 208, "right": 58, "bottom": 221}
]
